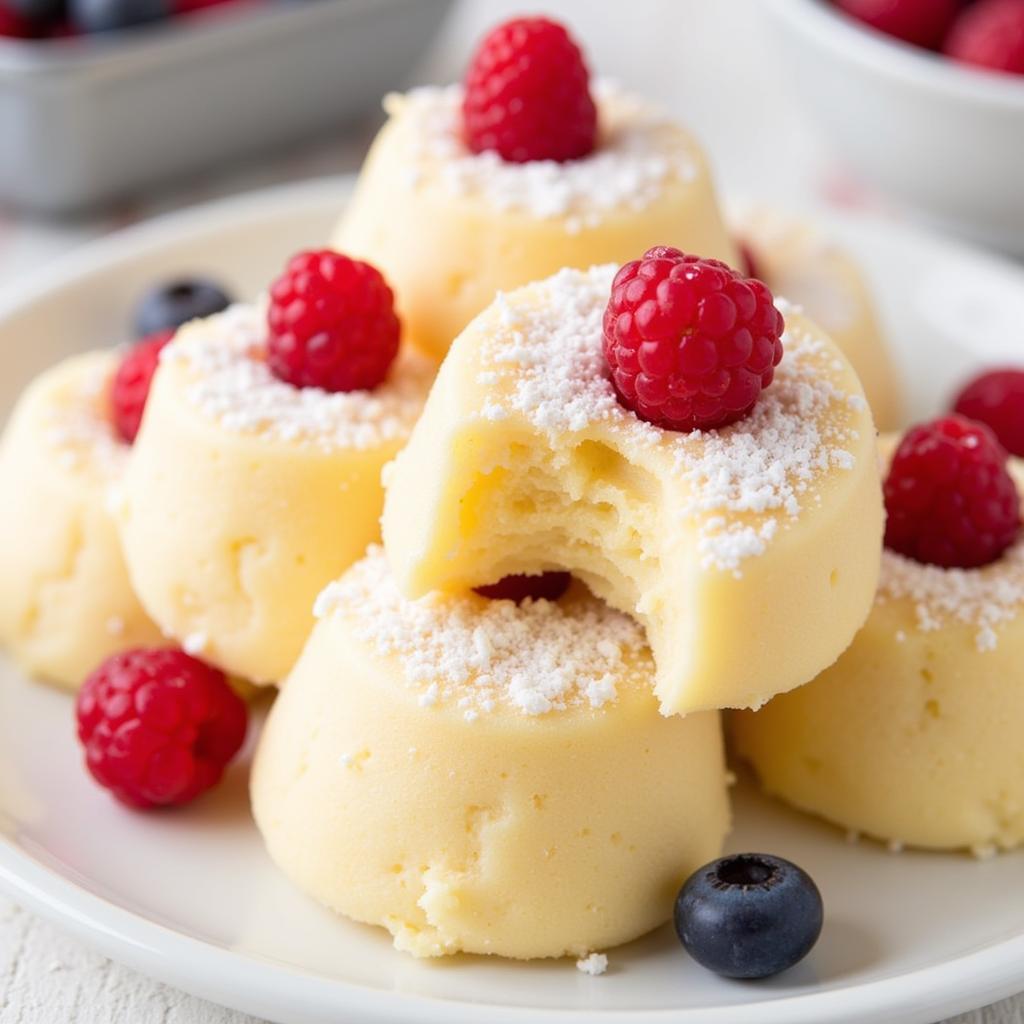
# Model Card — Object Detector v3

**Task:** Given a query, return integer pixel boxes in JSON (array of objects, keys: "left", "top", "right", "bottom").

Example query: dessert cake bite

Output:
[
  {"left": 382, "top": 251, "right": 883, "bottom": 715},
  {"left": 733, "top": 418, "right": 1024, "bottom": 854},
  {"left": 116, "top": 251, "right": 434, "bottom": 685},
  {"left": 0, "top": 349, "right": 163, "bottom": 689},
  {"left": 735, "top": 208, "right": 903, "bottom": 430},
  {"left": 332, "top": 16, "right": 738, "bottom": 361},
  {"left": 251, "top": 547, "right": 729, "bottom": 960}
]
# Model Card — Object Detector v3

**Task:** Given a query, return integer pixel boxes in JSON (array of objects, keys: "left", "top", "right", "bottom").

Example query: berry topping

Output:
[
  {"left": 462, "top": 16, "right": 597, "bottom": 164},
  {"left": 953, "top": 368, "right": 1024, "bottom": 456},
  {"left": 474, "top": 571, "right": 571, "bottom": 603},
  {"left": 110, "top": 328, "right": 175, "bottom": 443},
  {"left": 833, "top": 0, "right": 958, "bottom": 49},
  {"left": 944, "top": 0, "right": 1024, "bottom": 75},
  {"left": 602, "top": 247, "right": 785, "bottom": 432},
  {"left": 76, "top": 648, "right": 247, "bottom": 809},
  {"left": 133, "top": 276, "right": 232, "bottom": 339},
  {"left": 674, "top": 853, "right": 823, "bottom": 980},
  {"left": 267, "top": 249, "right": 400, "bottom": 393},
  {"left": 884, "top": 415, "right": 1020, "bottom": 569}
]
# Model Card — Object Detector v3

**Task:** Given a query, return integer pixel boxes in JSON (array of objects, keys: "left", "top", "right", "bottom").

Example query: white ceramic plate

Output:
[{"left": 2, "top": 178, "right": 1024, "bottom": 1024}]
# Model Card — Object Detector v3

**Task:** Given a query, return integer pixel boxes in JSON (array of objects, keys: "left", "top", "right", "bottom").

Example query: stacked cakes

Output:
[
  {"left": 18, "top": 12, "right": 1024, "bottom": 973},
  {"left": 250, "top": 17, "right": 885, "bottom": 961}
]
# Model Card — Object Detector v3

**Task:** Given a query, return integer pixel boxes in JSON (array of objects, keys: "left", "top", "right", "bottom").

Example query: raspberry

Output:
[
  {"left": 76, "top": 648, "right": 247, "bottom": 809},
  {"left": 0, "top": 2, "right": 35, "bottom": 35},
  {"left": 462, "top": 16, "right": 597, "bottom": 164},
  {"left": 267, "top": 250, "right": 400, "bottom": 393},
  {"left": 110, "top": 329, "right": 175, "bottom": 444},
  {"left": 944, "top": 0, "right": 1024, "bottom": 74},
  {"left": 954, "top": 366, "right": 1024, "bottom": 454},
  {"left": 834, "top": 0, "right": 958, "bottom": 49},
  {"left": 475, "top": 572, "right": 571, "bottom": 603},
  {"left": 953, "top": 368, "right": 1024, "bottom": 457},
  {"left": 884, "top": 416, "right": 1020, "bottom": 568},
  {"left": 602, "top": 247, "right": 785, "bottom": 433}
]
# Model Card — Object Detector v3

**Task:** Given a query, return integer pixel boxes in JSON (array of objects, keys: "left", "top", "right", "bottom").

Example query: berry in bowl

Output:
[{"left": 765, "top": 0, "right": 1024, "bottom": 256}]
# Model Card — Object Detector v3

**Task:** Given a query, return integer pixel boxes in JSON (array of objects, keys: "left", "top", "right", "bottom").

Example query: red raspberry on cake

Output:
[
  {"left": 602, "top": 247, "right": 785, "bottom": 432},
  {"left": 884, "top": 415, "right": 1020, "bottom": 569},
  {"left": 944, "top": 0, "right": 1024, "bottom": 75},
  {"left": 111, "top": 328, "right": 175, "bottom": 444},
  {"left": 834, "top": 0, "right": 958, "bottom": 49},
  {"left": 953, "top": 368, "right": 1024, "bottom": 457},
  {"left": 76, "top": 648, "right": 247, "bottom": 809},
  {"left": 267, "top": 249, "right": 400, "bottom": 393},
  {"left": 475, "top": 571, "right": 571, "bottom": 603},
  {"left": 462, "top": 16, "right": 597, "bottom": 163}
]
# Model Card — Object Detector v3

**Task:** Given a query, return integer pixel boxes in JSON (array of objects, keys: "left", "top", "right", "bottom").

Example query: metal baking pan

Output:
[{"left": 0, "top": 0, "right": 452, "bottom": 213}]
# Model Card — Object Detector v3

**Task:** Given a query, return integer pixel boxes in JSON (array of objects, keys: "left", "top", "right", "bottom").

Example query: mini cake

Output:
[
  {"left": 382, "top": 259, "right": 883, "bottom": 716},
  {"left": 117, "top": 253, "right": 435, "bottom": 685},
  {"left": 0, "top": 352, "right": 162, "bottom": 688},
  {"left": 733, "top": 422, "right": 1024, "bottom": 853},
  {"left": 735, "top": 209, "right": 902, "bottom": 430},
  {"left": 332, "top": 18, "right": 737, "bottom": 361},
  {"left": 251, "top": 548, "right": 730, "bottom": 960}
]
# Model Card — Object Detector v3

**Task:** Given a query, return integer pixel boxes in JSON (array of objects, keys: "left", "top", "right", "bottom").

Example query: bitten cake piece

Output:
[
  {"left": 332, "top": 18, "right": 737, "bottom": 361},
  {"left": 733, "top": 425, "right": 1024, "bottom": 854},
  {"left": 117, "top": 294, "right": 434, "bottom": 685},
  {"left": 0, "top": 352, "right": 161, "bottom": 688},
  {"left": 251, "top": 548, "right": 729, "bottom": 960},
  {"left": 735, "top": 208, "right": 902, "bottom": 430},
  {"left": 382, "top": 263, "right": 883, "bottom": 715}
]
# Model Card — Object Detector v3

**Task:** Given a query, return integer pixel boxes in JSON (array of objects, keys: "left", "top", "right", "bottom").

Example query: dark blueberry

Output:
[
  {"left": 9, "top": 0, "right": 65, "bottom": 23},
  {"left": 133, "top": 277, "right": 232, "bottom": 338},
  {"left": 69, "top": 0, "right": 169, "bottom": 34},
  {"left": 674, "top": 853, "right": 823, "bottom": 979}
]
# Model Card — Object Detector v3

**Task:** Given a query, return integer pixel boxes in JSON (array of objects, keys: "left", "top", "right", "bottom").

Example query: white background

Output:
[{"left": 0, "top": 1, "right": 1016, "bottom": 1022}]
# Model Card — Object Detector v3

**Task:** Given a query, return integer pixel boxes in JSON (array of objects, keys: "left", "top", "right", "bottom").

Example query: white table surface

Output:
[{"left": 0, "top": 1, "right": 1018, "bottom": 1021}]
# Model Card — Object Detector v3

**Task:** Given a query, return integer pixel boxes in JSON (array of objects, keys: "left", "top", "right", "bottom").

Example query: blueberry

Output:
[
  {"left": 9, "top": 0, "right": 65, "bottom": 23},
  {"left": 69, "top": 0, "right": 170, "bottom": 34},
  {"left": 674, "top": 853, "right": 823, "bottom": 979},
  {"left": 133, "top": 277, "right": 232, "bottom": 338}
]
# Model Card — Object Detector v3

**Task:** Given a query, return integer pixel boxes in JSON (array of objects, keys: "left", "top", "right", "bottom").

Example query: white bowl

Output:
[{"left": 765, "top": 0, "right": 1024, "bottom": 256}]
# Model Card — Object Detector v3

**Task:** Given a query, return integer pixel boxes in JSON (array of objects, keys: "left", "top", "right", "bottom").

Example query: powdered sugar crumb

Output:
[
  {"left": 387, "top": 81, "right": 696, "bottom": 225},
  {"left": 314, "top": 547, "right": 647, "bottom": 717},
  {"left": 477, "top": 268, "right": 864, "bottom": 574},
  {"left": 576, "top": 952, "right": 608, "bottom": 976},
  {"left": 182, "top": 631, "right": 208, "bottom": 656},
  {"left": 879, "top": 539, "right": 1024, "bottom": 651},
  {"left": 162, "top": 304, "right": 432, "bottom": 452}
]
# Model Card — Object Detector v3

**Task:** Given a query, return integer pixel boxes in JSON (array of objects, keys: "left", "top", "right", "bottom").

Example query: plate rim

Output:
[{"left": 2, "top": 176, "right": 1024, "bottom": 1024}]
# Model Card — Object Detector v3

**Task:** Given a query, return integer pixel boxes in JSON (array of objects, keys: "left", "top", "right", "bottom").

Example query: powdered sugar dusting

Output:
[
  {"left": 477, "top": 269, "right": 865, "bottom": 574},
  {"left": 676, "top": 308, "right": 863, "bottom": 573},
  {"left": 879, "top": 540, "right": 1024, "bottom": 652},
  {"left": 313, "top": 547, "right": 648, "bottom": 716},
  {"left": 41, "top": 355, "right": 127, "bottom": 480},
  {"left": 162, "top": 304, "right": 433, "bottom": 452},
  {"left": 386, "top": 81, "right": 696, "bottom": 227}
]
